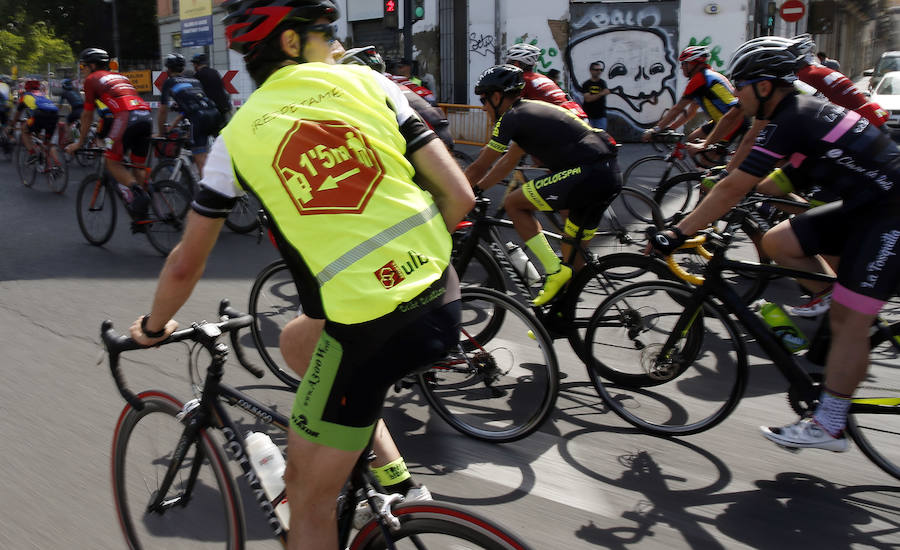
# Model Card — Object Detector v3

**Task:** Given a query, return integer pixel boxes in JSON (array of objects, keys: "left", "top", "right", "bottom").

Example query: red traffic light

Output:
[{"left": 385, "top": 0, "right": 396, "bottom": 12}]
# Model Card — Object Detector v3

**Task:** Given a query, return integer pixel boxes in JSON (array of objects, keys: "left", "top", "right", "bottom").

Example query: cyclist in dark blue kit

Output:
[
  {"left": 649, "top": 41, "right": 900, "bottom": 453},
  {"left": 59, "top": 79, "right": 84, "bottom": 125},
  {"left": 157, "top": 52, "right": 223, "bottom": 176}
]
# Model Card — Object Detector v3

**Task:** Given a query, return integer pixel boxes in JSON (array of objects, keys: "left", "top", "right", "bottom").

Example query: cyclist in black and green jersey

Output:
[
  {"left": 465, "top": 64, "right": 621, "bottom": 306},
  {"left": 127, "top": 2, "right": 474, "bottom": 548}
]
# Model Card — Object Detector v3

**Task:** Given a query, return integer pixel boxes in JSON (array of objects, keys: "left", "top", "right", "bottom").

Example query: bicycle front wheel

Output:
[
  {"left": 45, "top": 144, "right": 69, "bottom": 194},
  {"left": 146, "top": 180, "right": 191, "bottom": 256},
  {"left": 16, "top": 144, "right": 38, "bottom": 187},
  {"left": 225, "top": 193, "right": 263, "bottom": 234},
  {"left": 112, "top": 391, "right": 245, "bottom": 549},
  {"left": 248, "top": 260, "right": 301, "bottom": 387},
  {"left": 652, "top": 171, "right": 703, "bottom": 223},
  {"left": 419, "top": 286, "right": 559, "bottom": 443},
  {"left": 585, "top": 280, "right": 748, "bottom": 436},
  {"left": 588, "top": 187, "right": 665, "bottom": 257},
  {"left": 623, "top": 156, "right": 685, "bottom": 200},
  {"left": 76, "top": 174, "right": 117, "bottom": 246},
  {"left": 351, "top": 501, "right": 533, "bottom": 550},
  {"left": 151, "top": 158, "right": 195, "bottom": 196}
]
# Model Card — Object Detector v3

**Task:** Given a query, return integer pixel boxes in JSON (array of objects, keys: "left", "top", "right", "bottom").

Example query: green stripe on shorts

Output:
[{"left": 291, "top": 331, "right": 374, "bottom": 451}]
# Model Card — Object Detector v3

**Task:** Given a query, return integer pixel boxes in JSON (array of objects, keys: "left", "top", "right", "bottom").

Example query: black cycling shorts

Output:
[
  {"left": 790, "top": 199, "right": 900, "bottom": 310},
  {"left": 105, "top": 109, "right": 152, "bottom": 163},
  {"left": 67, "top": 106, "right": 83, "bottom": 125},
  {"left": 290, "top": 268, "right": 461, "bottom": 451},
  {"left": 520, "top": 157, "right": 623, "bottom": 230},
  {"left": 26, "top": 111, "right": 57, "bottom": 138}
]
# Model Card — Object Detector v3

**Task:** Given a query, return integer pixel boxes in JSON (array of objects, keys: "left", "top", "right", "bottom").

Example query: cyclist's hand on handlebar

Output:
[
  {"left": 64, "top": 142, "right": 80, "bottom": 155},
  {"left": 641, "top": 127, "right": 658, "bottom": 143},
  {"left": 129, "top": 315, "right": 179, "bottom": 347},
  {"left": 645, "top": 226, "right": 688, "bottom": 256}
]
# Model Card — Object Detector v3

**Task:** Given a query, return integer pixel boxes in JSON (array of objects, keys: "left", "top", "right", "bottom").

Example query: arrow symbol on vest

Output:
[{"left": 319, "top": 168, "right": 360, "bottom": 190}]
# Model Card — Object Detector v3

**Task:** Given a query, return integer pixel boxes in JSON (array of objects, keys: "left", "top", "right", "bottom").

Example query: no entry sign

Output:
[{"left": 780, "top": 0, "right": 806, "bottom": 23}]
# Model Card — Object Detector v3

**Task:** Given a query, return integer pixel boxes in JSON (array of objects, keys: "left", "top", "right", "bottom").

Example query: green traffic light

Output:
[{"left": 414, "top": 6, "right": 424, "bottom": 18}]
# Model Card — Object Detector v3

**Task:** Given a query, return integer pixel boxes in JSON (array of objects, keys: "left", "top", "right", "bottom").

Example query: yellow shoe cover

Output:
[{"left": 533, "top": 265, "right": 572, "bottom": 306}]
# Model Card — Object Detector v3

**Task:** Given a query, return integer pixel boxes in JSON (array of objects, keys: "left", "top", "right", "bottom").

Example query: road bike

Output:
[
  {"left": 102, "top": 299, "right": 534, "bottom": 549},
  {"left": 583, "top": 231, "right": 900, "bottom": 480},
  {"left": 248, "top": 267, "right": 560, "bottom": 443},
  {"left": 14, "top": 128, "right": 68, "bottom": 193},
  {"left": 451, "top": 192, "right": 673, "bottom": 362},
  {"left": 151, "top": 122, "right": 262, "bottom": 234},
  {"left": 74, "top": 146, "right": 191, "bottom": 256}
]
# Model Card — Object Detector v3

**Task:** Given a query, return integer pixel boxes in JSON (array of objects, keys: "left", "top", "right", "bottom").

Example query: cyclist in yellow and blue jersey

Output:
[
  {"left": 126, "top": 2, "right": 473, "bottom": 548},
  {"left": 16, "top": 80, "right": 59, "bottom": 163},
  {"left": 643, "top": 46, "right": 748, "bottom": 164}
]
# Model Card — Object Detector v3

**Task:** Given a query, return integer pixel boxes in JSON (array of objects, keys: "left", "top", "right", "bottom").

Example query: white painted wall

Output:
[{"left": 677, "top": 0, "right": 751, "bottom": 84}]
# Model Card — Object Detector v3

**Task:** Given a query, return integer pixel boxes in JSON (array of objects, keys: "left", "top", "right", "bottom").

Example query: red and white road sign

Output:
[
  {"left": 153, "top": 71, "right": 168, "bottom": 94},
  {"left": 222, "top": 70, "right": 239, "bottom": 94},
  {"left": 780, "top": 0, "right": 806, "bottom": 23}
]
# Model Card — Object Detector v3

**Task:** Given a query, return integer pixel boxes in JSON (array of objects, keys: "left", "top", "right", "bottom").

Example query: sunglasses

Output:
[
  {"left": 478, "top": 96, "right": 489, "bottom": 104},
  {"left": 734, "top": 77, "right": 771, "bottom": 90},
  {"left": 306, "top": 22, "right": 338, "bottom": 44}
]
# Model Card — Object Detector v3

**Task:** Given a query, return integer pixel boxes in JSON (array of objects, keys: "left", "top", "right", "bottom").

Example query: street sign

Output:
[
  {"left": 780, "top": 0, "right": 806, "bottom": 23},
  {"left": 222, "top": 70, "right": 239, "bottom": 94}
]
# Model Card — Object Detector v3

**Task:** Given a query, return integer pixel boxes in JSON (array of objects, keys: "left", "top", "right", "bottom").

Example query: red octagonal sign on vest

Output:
[{"left": 273, "top": 120, "right": 385, "bottom": 215}]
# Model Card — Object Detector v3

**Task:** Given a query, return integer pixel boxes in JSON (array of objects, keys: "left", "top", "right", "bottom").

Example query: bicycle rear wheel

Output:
[
  {"left": 419, "top": 286, "right": 559, "bottom": 442},
  {"left": 76, "top": 174, "right": 117, "bottom": 246},
  {"left": 146, "top": 180, "right": 191, "bottom": 256},
  {"left": 652, "top": 171, "right": 703, "bottom": 223},
  {"left": 45, "top": 144, "right": 69, "bottom": 194},
  {"left": 112, "top": 392, "right": 245, "bottom": 549},
  {"left": 585, "top": 281, "right": 748, "bottom": 435},
  {"left": 248, "top": 260, "right": 301, "bottom": 387},
  {"left": 351, "top": 501, "right": 533, "bottom": 549},
  {"left": 225, "top": 193, "right": 263, "bottom": 234},
  {"left": 151, "top": 158, "right": 195, "bottom": 196},
  {"left": 623, "top": 156, "right": 686, "bottom": 203},
  {"left": 452, "top": 239, "right": 506, "bottom": 291}
]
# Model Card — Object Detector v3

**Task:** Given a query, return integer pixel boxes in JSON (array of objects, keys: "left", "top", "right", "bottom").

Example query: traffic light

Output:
[
  {"left": 766, "top": 1, "right": 776, "bottom": 30},
  {"left": 412, "top": 0, "right": 425, "bottom": 22},
  {"left": 384, "top": 0, "right": 398, "bottom": 29}
]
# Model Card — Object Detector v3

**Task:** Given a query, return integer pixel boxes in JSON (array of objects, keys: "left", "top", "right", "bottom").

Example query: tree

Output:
[
  {"left": 0, "top": 30, "right": 26, "bottom": 74},
  {"left": 20, "top": 22, "right": 73, "bottom": 74}
]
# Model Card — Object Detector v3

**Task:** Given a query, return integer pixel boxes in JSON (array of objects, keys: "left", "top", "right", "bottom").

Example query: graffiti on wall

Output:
[
  {"left": 688, "top": 36, "right": 725, "bottom": 69},
  {"left": 513, "top": 36, "right": 558, "bottom": 73},
  {"left": 567, "top": 2, "right": 679, "bottom": 136},
  {"left": 469, "top": 33, "right": 496, "bottom": 58}
]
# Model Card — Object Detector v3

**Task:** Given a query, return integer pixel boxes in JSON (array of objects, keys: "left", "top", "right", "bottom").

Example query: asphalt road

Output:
[{"left": 1, "top": 143, "right": 898, "bottom": 549}]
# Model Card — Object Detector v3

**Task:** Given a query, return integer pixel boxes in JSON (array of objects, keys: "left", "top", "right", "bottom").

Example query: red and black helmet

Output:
[
  {"left": 223, "top": 0, "right": 339, "bottom": 60},
  {"left": 24, "top": 80, "right": 41, "bottom": 91}
]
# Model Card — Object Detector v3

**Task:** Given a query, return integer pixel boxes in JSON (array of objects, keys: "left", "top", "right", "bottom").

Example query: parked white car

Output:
[{"left": 869, "top": 70, "right": 900, "bottom": 141}]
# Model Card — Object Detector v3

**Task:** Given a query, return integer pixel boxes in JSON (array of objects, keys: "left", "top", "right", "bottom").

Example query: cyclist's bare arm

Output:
[
  {"left": 66, "top": 108, "right": 95, "bottom": 151},
  {"left": 410, "top": 138, "right": 475, "bottom": 231},
  {"left": 726, "top": 118, "right": 768, "bottom": 172},
  {"left": 465, "top": 142, "right": 526, "bottom": 191},
  {"left": 675, "top": 169, "right": 762, "bottom": 235},
  {"left": 130, "top": 213, "right": 226, "bottom": 345},
  {"left": 156, "top": 103, "right": 169, "bottom": 136}
]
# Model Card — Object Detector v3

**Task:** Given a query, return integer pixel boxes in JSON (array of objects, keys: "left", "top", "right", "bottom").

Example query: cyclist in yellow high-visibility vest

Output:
[{"left": 127, "top": 2, "right": 473, "bottom": 548}]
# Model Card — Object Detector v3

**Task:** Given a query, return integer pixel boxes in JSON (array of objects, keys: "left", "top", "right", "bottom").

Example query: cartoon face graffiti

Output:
[{"left": 569, "top": 28, "right": 676, "bottom": 125}]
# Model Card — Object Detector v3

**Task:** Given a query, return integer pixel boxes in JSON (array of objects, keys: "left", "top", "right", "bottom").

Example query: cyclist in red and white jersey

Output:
[
  {"left": 65, "top": 48, "right": 153, "bottom": 220},
  {"left": 505, "top": 43, "right": 588, "bottom": 120}
]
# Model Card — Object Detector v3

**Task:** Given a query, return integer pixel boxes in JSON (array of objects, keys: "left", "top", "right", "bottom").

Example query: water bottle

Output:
[
  {"left": 505, "top": 242, "right": 541, "bottom": 286},
  {"left": 245, "top": 432, "right": 290, "bottom": 529},
  {"left": 117, "top": 183, "right": 133, "bottom": 204},
  {"left": 758, "top": 302, "right": 809, "bottom": 354}
]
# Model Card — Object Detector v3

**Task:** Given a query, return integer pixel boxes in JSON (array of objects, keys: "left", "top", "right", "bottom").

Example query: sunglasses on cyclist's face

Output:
[
  {"left": 306, "top": 22, "right": 338, "bottom": 44},
  {"left": 734, "top": 77, "right": 770, "bottom": 91},
  {"left": 479, "top": 95, "right": 488, "bottom": 105}
]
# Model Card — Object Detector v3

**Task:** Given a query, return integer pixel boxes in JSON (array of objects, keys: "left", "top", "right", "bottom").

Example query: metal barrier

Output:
[{"left": 439, "top": 103, "right": 491, "bottom": 146}]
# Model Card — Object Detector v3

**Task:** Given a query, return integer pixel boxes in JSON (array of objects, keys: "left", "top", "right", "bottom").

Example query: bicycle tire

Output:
[
  {"left": 561, "top": 252, "right": 679, "bottom": 362},
  {"left": 623, "top": 155, "right": 686, "bottom": 203},
  {"left": 151, "top": 158, "right": 195, "bottom": 196},
  {"left": 651, "top": 170, "right": 703, "bottom": 223},
  {"left": 452, "top": 238, "right": 506, "bottom": 291},
  {"left": 74, "top": 145, "right": 98, "bottom": 167},
  {"left": 585, "top": 280, "right": 749, "bottom": 435},
  {"left": 350, "top": 501, "right": 533, "bottom": 549},
  {"left": 248, "top": 259, "right": 301, "bottom": 386},
  {"left": 145, "top": 180, "right": 191, "bottom": 256},
  {"left": 76, "top": 174, "right": 117, "bottom": 246},
  {"left": 16, "top": 143, "right": 38, "bottom": 187},
  {"left": 111, "top": 391, "right": 245, "bottom": 550},
  {"left": 588, "top": 186, "right": 666, "bottom": 258},
  {"left": 45, "top": 144, "right": 69, "bottom": 194},
  {"left": 225, "top": 193, "right": 263, "bottom": 234},
  {"left": 419, "top": 286, "right": 559, "bottom": 443}
]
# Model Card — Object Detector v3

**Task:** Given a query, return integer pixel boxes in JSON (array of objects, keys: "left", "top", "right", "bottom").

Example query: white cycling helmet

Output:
[{"left": 505, "top": 43, "right": 541, "bottom": 67}]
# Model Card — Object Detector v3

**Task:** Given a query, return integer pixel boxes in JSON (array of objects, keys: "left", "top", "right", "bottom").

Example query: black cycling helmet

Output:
[
  {"left": 61, "top": 78, "right": 74, "bottom": 91},
  {"left": 191, "top": 53, "right": 209, "bottom": 65},
  {"left": 727, "top": 43, "right": 797, "bottom": 85},
  {"left": 338, "top": 45, "right": 385, "bottom": 73},
  {"left": 79, "top": 47, "right": 110, "bottom": 67},
  {"left": 223, "top": 0, "right": 339, "bottom": 61},
  {"left": 474, "top": 64, "right": 525, "bottom": 96},
  {"left": 165, "top": 52, "right": 186, "bottom": 72}
]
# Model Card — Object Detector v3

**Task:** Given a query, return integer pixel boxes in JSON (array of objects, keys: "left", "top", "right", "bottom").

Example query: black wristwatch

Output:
[{"left": 140, "top": 314, "right": 166, "bottom": 338}]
